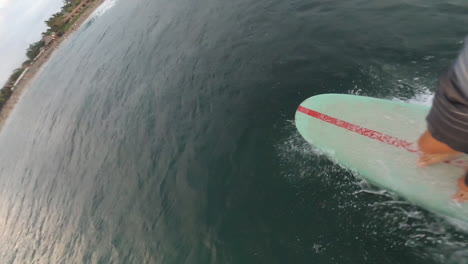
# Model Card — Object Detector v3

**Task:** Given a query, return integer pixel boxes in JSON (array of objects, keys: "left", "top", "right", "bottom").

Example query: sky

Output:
[{"left": 0, "top": 0, "right": 64, "bottom": 85}]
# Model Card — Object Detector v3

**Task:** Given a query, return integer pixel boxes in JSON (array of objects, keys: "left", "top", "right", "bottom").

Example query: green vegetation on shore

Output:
[
  {"left": 46, "top": 0, "right": 90, "bottom": 36},
  {"left": 0, "top": 0, "right": 97, "bottom": 110},
  {"left": 26, "top": 41, "right": 46, "bottom": 62}
]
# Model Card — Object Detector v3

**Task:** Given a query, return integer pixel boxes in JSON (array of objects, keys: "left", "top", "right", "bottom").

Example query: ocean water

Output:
[{"left": 1, "top": 0, "right": 468, "bottom": 263}]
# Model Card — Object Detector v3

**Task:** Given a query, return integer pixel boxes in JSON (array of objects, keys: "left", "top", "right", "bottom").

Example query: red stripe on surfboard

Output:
[
  {"left": 297, "top": 105, "right": 419, "bottom": 153},
  {"left": 297, "top": 106, "right": 468, "bottom": 167}
]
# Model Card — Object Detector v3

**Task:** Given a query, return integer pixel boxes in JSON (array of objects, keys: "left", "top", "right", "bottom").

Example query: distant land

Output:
[{"left": 0, "top": 0, "right": 106, "bottom": 130}]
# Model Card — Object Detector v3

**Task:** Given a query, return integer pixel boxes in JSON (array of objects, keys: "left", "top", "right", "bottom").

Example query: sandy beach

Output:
[{"left": 0, "top": 0, "right": 107, "bottom": 130}]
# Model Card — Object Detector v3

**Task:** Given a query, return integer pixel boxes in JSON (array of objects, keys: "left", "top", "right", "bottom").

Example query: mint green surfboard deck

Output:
[{"left": 295, "top": 94, "right": 468, "bottom": 221}]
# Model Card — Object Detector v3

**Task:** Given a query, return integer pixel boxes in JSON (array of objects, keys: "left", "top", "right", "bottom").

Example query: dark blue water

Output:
[{"left": 1, "top": 0, "right": 468, "bottom": 263}]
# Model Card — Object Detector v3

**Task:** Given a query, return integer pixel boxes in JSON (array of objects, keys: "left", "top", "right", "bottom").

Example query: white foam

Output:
[
  {"left": 405, "top": 90, "right": 434, "bottom": 106},
  {"left": 84, "top": 0, "right": 118, "bottom": 24}
]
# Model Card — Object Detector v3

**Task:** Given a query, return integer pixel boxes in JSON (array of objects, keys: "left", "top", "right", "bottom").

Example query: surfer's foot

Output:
[
  {"left": 417, "top": 130, "right": 461, "bottom": 166},
  {"left": 417, "top": 152, "right": 462, "bottom": 167},
  {"left": 452, "top": 175, "right": 468, "bottom": 202}
]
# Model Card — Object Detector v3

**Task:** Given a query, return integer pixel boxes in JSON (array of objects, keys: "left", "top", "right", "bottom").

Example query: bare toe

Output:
[
  {"left": 417, "top": 154, "right": 431, "bottom": 167},
  {"left": 452, "top": 190, "right": 468, "bottom": 202},
  {"left": 452, "top": 177, "right": 468, "bottom": 202},
  {"left": 417, "top": 153, "right": 461, "bottom": 167}
]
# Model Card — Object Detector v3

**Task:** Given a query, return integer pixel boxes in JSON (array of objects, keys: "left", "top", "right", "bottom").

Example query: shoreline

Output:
[{"left": 0, "top": 0, "right": 107, "bottom": 130}]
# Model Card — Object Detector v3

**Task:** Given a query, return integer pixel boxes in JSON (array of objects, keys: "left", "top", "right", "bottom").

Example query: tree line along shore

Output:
[{"left": 0, "top": 0, "right": 98, "bottom": 110}]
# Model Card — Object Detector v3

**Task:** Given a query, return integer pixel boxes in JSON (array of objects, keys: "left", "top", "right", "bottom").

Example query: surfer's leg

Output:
[{"left": 417, "top": 130, "right": 462, "bottom": 167}]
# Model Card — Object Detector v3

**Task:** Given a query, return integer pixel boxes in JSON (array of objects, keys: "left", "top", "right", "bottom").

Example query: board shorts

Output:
[{"left": 427, "top": 38, "right": 468, "bottom": 154}]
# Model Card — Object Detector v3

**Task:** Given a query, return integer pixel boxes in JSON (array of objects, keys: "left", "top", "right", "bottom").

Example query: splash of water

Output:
[{"left": 84, "top": 0, "right": 119, "bottom": 24}]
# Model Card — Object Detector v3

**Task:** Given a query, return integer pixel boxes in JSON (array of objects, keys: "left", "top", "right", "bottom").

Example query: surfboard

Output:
[{"left": 295, "top": 94, "right": 468, "bottom": 221}]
